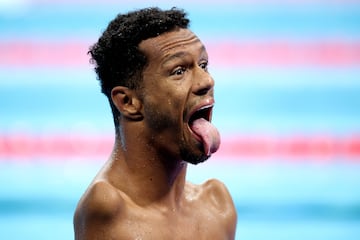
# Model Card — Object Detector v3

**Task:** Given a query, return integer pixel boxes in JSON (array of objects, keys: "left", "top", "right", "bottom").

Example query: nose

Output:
[{"left": 191, "top": 67, "right": 214, "bottom": 96}]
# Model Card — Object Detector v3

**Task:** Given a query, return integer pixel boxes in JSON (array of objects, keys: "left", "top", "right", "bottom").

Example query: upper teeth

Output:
[{"left": 198, "top": 104, "right": 213, "bottom": 111}]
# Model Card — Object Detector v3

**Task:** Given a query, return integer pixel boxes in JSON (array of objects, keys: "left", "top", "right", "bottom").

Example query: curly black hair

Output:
[{"left": 88, "top": 7, "right": 190, "bottom": 132}]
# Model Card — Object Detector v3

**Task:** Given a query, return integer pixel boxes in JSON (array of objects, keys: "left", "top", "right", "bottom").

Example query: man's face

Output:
[{"left": 138, "top": 28, "right": 220, "bottom": 164}]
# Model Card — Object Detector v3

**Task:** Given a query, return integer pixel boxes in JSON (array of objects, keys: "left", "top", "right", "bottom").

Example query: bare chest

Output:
[{"left": 110, "top": 205, "right": 228, "bottom": 240}]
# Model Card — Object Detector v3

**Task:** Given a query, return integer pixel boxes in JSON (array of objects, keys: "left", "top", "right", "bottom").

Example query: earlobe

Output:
[{"left": 111, "top": 86, "right": 143, "bottom": 120}]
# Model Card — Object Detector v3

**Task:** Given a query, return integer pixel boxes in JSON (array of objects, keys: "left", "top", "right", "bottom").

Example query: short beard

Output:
[
  {"left": 143, "top": 97, "right": 209, "bottom": 165},
  {"left": 179, "top": 141, "right": 210, "bottom": 165}
]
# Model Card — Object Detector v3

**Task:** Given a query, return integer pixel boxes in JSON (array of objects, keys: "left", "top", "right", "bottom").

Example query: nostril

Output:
[
  {"left": 193, "top": 76, "right": 214, "bottom": 96},
  {"left": 194, "top": 86, "right": 212, "bottom": 96}
]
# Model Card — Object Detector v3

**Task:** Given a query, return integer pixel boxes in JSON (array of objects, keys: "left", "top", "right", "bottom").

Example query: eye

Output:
[
  {"left": 199, "top": 61, "right": 208, "bottom": 72},
  {"left": 171, "top": 66, "right": 187, "bottom": 76}
]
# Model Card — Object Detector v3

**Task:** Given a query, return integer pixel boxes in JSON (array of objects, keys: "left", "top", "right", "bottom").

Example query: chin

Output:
[
  {"left": 179, "top": 131, "right": 209, "bottom": 165},
  {"left": 180, "top": 147, "right": 210, "bottom": 165}
]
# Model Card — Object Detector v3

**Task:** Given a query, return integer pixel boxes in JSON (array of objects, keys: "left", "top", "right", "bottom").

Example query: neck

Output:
[{"left": 105, "top": 130, "right": 188, "bottom": 209}]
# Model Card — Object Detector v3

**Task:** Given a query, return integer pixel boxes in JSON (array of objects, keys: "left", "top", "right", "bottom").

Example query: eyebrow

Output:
[
  {"left": 161, "top": 45, "right": 207, "bottom": 66},
  {"left": 162, "top": 51, "right": 189, "bottom": 66}
]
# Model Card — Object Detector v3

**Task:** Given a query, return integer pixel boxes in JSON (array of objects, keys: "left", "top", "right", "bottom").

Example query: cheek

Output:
[
  {"left": 143, "top": 80, "right": 188, "bottom": 123},
  {"left": 166, "top": 96, "right": 182, "bottom": 111},
  {"left": 166, "top": 85, "right": 187, "bottom": 110},
  {"left": 143, "top": 97, "right": 176, "bottom": 131}
]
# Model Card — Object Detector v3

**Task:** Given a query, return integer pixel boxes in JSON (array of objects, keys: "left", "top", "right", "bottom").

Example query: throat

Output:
[{"left": 115, "top": 145, "right": 188, "bottom": 206}]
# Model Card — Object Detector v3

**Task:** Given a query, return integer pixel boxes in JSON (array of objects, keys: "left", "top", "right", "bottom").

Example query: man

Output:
[{"left": 74, "top": 7, "right": 237, "bottom": 239}]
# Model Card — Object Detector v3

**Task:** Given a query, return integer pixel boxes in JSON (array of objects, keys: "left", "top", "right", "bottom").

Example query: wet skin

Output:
[
  {"left": 139, "top": 27, "right": 219, "bottom": 165},
  {"left": 74, "top": 28, "right": 237, "bottom": 239}
]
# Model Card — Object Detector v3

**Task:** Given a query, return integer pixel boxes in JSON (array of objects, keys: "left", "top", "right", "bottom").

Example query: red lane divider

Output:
[
  {"left": 1, "top": 40, "right": 360, "bottom": 67},
  {"left": 206, "top": 41, "right": 360, "bottom": 67},
  {"left": 218, "top": 135, "right": 360, "bottom": 160},
  {"left": 0, "top": 41, "right": 90, "bottom": 67},
  {"left": 0, "top": 134, "right": 113, "bottom": 160},
  {"left": 1, "top": 133, "right": 360, "bottom": 161}
]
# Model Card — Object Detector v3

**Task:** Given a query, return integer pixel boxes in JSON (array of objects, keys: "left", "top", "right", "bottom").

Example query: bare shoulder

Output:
[
  {"left": 75, "top": 180, "right": 123, "bottom": 220},
  {"left": 188, "top": 179, "right": 237, "bottom": 238},
  {"left": 74, "top": 180, "right": 124, "bottom": 239},
  {"left": 203, "top": 179, "right": 232, "bottom": 202},
  {"left": 202, "top": 179, "right": 236, "bottom": 214}
]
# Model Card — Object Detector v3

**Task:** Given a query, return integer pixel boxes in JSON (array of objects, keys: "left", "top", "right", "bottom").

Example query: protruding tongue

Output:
[{"left": 190, "top": 118, "right": 221, "bottom": 156}]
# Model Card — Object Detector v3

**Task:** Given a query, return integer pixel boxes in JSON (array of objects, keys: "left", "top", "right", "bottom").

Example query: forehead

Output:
[{"left": 139, "top": 28, "right": 204, "bottom": 62}]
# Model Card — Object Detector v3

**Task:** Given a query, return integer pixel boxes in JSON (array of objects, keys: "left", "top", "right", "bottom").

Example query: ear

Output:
[{"left": 111, "top": 86, "right": 143, "bottom": 121}]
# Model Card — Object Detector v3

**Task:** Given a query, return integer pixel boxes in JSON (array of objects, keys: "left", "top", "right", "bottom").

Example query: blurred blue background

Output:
[{"left": 1, "top": 0, "right": 360, "bottom": 239}]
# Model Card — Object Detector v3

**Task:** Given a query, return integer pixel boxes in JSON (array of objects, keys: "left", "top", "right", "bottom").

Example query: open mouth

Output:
[
  {"left": 189, "top": 105, "right": 213, "bottom": 126},
  {"left": 187, "top": 103, "right": 221, "bottom": 156}
]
